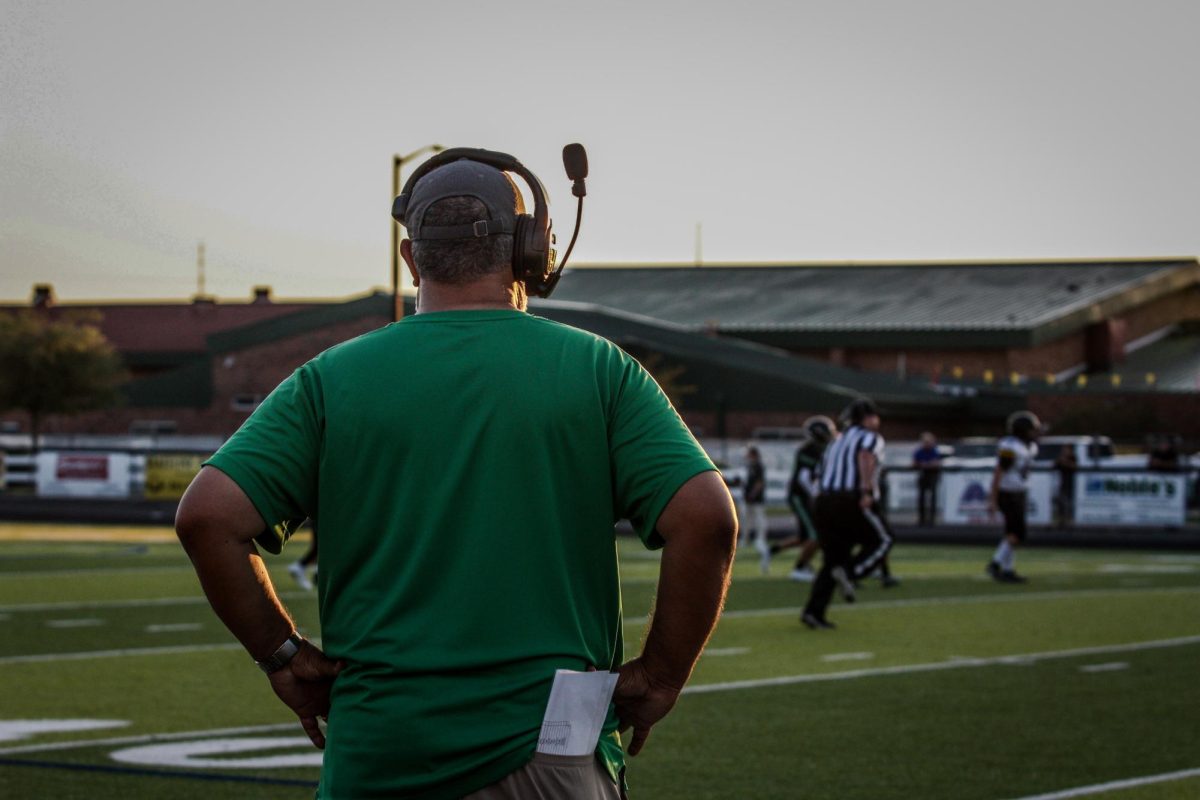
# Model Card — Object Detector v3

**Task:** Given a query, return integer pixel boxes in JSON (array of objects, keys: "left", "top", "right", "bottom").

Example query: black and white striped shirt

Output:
[{"left": 819, "top": 425, "right": 885, "bottom": 494}]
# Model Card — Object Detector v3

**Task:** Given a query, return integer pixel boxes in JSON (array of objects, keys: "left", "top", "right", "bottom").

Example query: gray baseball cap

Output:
[{"left": 400, "top": 160, "right": 524, "bottom": 241}]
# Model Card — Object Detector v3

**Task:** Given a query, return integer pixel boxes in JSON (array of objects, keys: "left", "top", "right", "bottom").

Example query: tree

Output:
[{"left": 0, "top": 311, "right": 126, "bottom": 451}]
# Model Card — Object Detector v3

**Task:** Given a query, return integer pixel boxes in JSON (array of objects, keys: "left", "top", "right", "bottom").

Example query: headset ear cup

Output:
[{"left": 512, "top": 215, "right": 531, "bottom": 283}]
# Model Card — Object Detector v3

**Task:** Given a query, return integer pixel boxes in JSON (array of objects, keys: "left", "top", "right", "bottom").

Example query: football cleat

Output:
[
  {"left": 831, "top": 566, "right": 856, "bottom": 603},
  {"left": 801, "top": 612, "right": 836, "bottom": 630}
]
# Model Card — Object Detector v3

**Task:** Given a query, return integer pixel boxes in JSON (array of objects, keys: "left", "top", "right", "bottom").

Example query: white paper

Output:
[{"left": 536, "top": 669, "right": 619, "bottom": 756}]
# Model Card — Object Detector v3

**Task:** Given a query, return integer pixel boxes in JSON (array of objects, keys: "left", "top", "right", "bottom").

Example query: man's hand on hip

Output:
[
  {"left": 266, "top": 641, "right": 344, "bottom": 749},
  {"left": 613, "top": 657, "right": 683, "bottom": 757}
]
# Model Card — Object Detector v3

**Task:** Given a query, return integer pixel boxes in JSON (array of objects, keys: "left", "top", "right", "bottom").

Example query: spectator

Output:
[
  {"left": 729, "top": 446, "right": 771, "bottom": 572},
  {"left": 911, "top": 432, "right": 942, "bottom": 526},
  {"left": 1054, "top": 448, "right": 1077, "bottom": 528},
  {"left": 1148, "top": 436, "right": 1181, "bottom": 472}
]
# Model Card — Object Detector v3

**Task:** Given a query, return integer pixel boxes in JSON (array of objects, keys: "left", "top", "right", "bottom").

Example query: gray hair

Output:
[{"left": 410, "top": 197, "right": 513, "bottom": 284}]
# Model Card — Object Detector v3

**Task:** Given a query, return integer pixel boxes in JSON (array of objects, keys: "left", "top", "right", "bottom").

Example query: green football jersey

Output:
[{"left": 205, "top": 309, "right": 715, "bottom": 799}]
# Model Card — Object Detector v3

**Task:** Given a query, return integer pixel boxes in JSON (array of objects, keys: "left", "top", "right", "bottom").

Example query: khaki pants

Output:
[{"left": 463, "top": 753, "right": 623, "bottom": 800}]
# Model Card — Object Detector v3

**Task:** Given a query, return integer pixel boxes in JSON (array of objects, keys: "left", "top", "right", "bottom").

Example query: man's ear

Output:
[{"left": 400, "top": 239, "right": 419, "bottom": 287}]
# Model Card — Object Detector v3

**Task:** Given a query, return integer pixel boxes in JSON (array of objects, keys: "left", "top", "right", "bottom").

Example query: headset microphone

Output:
[
  {"left": 554, "top": 143, "right": 588, "bottom": 279},
  {"left": 563, "top": 143, "right": 588, "bottom": 198}
]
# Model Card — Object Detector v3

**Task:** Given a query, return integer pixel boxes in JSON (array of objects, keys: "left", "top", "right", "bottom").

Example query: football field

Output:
[{"left": 1, "top": 522, "right": 1198, "bottom": 800}]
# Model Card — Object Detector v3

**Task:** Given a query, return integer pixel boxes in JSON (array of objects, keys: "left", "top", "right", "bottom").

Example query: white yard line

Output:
[
  {"left": 1078, "top": 662, "right": 1129, "bottom": 673},
  {"left": 1099, "top": 564, "right": 1196, "bottom": 574},
  {"left": 0, "top": 642, "right": 244, "bottom": 666},
  {"left": 4, "top": 638, "right": 1197, "bottom": 763},
  {"left": 4, "top": 581, "right": 1198, "bottom": 618},
  {"left": 4, "top": 566, "right": 195, "bottom": 580},
  {"left": 626, "top": 584, "right": 1200, "bottom": 627},
  {"left": 0, "top": 722, "right": 298, "bottom": 757},
  {"left": 702, "top": 647, "right": 750, "bottom": 657},
  {"left": 682, "top": 635, "right": 1200, "bottom": 695},
  {"left": 822, "top": 652, "right": 874, "bottom": 662},
  {"left": 1008, "top": 767, "right": 1200, "bottom": 799},
  {"left": 0, "top": 590, "right": 311, "bottom": 614},
  {"left": 145, "top": 623, "right": 204, "bottom": 634},
  {"left": 4, "top": 587, "right": 1197, "bottom": 665}
]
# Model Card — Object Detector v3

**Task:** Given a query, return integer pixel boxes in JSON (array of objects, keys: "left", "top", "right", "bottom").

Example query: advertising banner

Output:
[
  {"left": 144, "top": 454, "right": 206, "bottom": 500},
  {"left": 36, "top": 452, "right": 132, "bottom": 498},
  {"left": 885, "top": 471, "right": 920, "bottom": 514},
  {"left": 940, "top": 470, "right": 1053, "bottom": 526},
  {"left": 1073, "top": 472, "right": 1187, "bottom": 527}
]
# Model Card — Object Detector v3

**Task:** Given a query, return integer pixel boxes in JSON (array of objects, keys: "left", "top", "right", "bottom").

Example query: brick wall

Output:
[
  {"left": 840, "top": 343, "right": 1086, "bottom": 383},
  {"left": 1029, "top": 392, "right": 1200, "bottom": 445},
  {"left": 4, "top": 315, "right": 390, "bottom": 438},
  {"left": 1116, "top": 286, "right": 1200, "bottom": 344},
  {"left": 210, "top": 317, "right": 386, "bottom": 413},
  {"left": 682, "top": 409, "right": 954, "bottom": 441}
]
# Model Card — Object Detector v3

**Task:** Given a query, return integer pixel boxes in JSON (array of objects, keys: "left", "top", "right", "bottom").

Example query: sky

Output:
[{"left": 2, "top": 0, "right": 1198, "bottom": 302}]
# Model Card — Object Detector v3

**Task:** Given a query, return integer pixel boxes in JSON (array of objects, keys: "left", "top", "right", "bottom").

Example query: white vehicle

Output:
[{"left": 943, "top": 435, "right": 1126, "bottom": 469}]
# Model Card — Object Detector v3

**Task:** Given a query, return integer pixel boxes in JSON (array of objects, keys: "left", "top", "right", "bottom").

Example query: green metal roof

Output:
[
  {"left": 122, "top": 289, "right": 1023, "bottom": 422},
  {"left": 533, "top": 300, "right": 1020, "bottom": 420},
  {"left": 122, "top": 357, "right": 213, "bottom": 408},
  {"left": 550, "top": 259, "right": 1200, "bottom": 348}
]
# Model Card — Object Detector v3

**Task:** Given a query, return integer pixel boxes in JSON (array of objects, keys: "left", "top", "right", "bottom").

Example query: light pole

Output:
[{"left": 392, "top": 144, "right": 445, "bottom": 321}]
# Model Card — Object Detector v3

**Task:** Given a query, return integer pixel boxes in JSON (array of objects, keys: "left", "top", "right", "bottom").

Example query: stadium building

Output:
[{"left": 2, "top": 257, "right": 1198, "bottom": 442}]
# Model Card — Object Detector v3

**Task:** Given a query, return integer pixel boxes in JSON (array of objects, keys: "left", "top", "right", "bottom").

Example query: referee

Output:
[{"left": 801, "top": 398, "right": 895, "bottom": 630}]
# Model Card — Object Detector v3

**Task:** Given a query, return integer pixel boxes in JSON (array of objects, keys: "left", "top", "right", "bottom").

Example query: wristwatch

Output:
[{"left": 255, "top": 632, "right": 304, "bottom": 674}]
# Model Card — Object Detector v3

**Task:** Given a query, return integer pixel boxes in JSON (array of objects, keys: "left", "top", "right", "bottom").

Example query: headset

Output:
[{"left": 391, "top": 145, "right": 587, "bottom": 299}]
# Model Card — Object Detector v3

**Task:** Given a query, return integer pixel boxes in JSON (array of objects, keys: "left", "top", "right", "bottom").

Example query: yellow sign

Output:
[{"left": 144, "top": 454, "right": 206, "bottom": 500}]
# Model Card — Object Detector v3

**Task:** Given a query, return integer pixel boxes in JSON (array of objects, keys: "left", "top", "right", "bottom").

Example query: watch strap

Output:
[{"left": 255, "top": 632, "right": 303, "bottom": 674}]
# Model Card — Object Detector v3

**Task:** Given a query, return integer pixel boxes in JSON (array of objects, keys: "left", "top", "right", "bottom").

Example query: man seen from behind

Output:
[{"left": 175, "top": 151, "right": 737, "bottom": 799}]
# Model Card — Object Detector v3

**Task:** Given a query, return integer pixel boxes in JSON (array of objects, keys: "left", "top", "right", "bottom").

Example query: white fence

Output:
[{"left": 3, "top": 441, "right": 1195, "bottom": 528}]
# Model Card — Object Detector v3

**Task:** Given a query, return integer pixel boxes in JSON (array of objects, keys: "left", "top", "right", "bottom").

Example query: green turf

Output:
[{"left": 2, "top": 528, "right": 1198, "bottom": 799}]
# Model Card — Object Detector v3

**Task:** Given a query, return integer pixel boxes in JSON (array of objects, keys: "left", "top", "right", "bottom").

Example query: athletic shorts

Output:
[
  {"left": 463, "top": 753, "right": 623, "bottom": 800},
  {"left": 998, "top": 491, "right": 1028, "bottom": 541},
  {"left": 787, "top": 493, "right": 817, "bottom": 541}
]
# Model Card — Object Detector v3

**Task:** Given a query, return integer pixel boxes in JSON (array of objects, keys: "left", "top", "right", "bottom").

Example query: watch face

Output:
[{"left": 257, "top": 634, "right": 301, "bottom": 673}]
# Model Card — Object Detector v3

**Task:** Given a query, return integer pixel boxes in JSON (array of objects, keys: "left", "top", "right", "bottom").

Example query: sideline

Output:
[
  {"left": 1008, "top": 766, "right": 1200, "bottom": 799},
  {"left": 682, "top": 635, "right": 1200, "bottom": 694}
]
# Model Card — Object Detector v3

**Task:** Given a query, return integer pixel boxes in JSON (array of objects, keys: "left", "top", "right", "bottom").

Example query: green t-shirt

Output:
[{"left": 205, "top": 309, "right": 715, "bottom": 799}]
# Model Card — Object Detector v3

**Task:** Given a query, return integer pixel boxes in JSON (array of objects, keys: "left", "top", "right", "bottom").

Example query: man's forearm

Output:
[
  {"left": 858, "top": 451, "right": 877, "bottom": 493},
  {"left": 638, "top": 531, "right": 734, "bottom": 689},
  {"left": 179, "top": 528, "right": 295, "bottom": 661}
]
